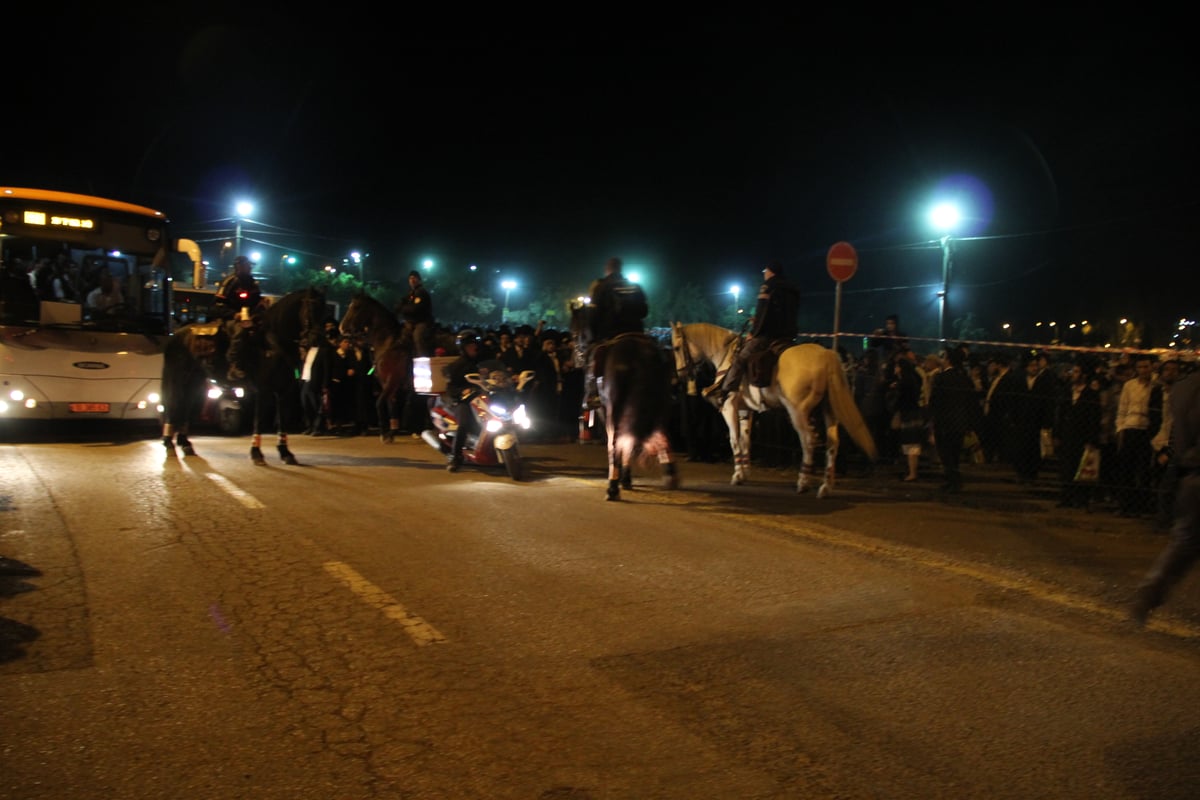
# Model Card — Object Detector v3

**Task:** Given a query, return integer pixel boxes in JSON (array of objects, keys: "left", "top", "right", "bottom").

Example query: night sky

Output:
[{"left": 7, "top": 16, "right": 1195, "bottom": 345}]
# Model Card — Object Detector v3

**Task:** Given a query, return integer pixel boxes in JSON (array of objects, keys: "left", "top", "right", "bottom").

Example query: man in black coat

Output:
[
  {"left": 1053, "top": 360, "right": 1103, "bottom": 508},
  {"left": 929, "top": 345, "right": 983, "bottom": 492}
]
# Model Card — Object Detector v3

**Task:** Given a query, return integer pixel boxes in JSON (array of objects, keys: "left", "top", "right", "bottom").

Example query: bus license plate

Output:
[{"left": 69, "top": 403, "right": 110, "bottom": 413}]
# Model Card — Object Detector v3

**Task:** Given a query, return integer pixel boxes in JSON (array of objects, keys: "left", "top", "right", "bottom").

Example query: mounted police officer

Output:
[
  {"left": 704, "top": 259, "right": 799, "bottom": 407},
  {"left": 397, "top": 269, "right": 434, "bottom": 357},
  {"left": 582, "top": 256, "right": 648, "bottom": 409},
  {"left": 212, "top": 256, "right": 267, "bottom": 380}
]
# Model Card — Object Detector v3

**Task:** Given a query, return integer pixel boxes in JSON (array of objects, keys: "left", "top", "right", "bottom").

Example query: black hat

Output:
[
  {"left": 515, "top": 324, "right": 535, "bottom": 336},
  {"left": 765, "top": 260, "right": 784, "bottom": 276},
  {"left": 408, "top": 270, "right": 421, "bottom": 280}
]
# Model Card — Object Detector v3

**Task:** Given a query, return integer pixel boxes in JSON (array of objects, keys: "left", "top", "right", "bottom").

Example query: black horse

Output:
[
  {"left": 161, "top": 286, "right": 327, "bottom": 465},
  {"left": 570, "top": 305, "right": 679, "bottom": 501},
  {"left": 338, "top": 291, "right": 413, "bottom": 444}
]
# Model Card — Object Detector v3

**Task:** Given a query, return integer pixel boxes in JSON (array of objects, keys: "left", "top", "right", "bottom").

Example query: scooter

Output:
[{"left": 421, "top": 369, "right": 535, "bottom": 481}]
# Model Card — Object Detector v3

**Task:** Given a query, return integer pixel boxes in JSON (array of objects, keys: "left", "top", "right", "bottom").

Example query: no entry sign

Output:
[{"left": 826, "top": 241, "right": 858, "bottom": 282}]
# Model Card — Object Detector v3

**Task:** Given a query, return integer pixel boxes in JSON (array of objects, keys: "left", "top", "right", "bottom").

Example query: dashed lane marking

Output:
[
  {"left": 323, "top": 561, "right": 447, "bottom": 646},
  {"left": 205, "top": 473, "right": 265, "bottom": 509}
]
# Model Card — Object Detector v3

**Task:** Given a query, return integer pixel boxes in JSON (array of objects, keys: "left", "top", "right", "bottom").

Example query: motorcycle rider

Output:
[{"left": 443, "top": 329, "right": 483, "bottom": 472}]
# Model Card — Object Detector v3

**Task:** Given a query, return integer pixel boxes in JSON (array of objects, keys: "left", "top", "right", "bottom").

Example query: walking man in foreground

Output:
[{"left": 1131, "top": 369, "right": 1200, "bottom": 626}]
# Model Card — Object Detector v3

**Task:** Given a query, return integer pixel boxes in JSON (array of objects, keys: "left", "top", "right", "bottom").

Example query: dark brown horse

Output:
[
  {"left": 161, "top": 286, "right": 326, "bottom": 464},
  {"left": 338, "top": 291, "right": 413, "bottom": 444},
  {"left": 570, "top": 304, "right": 679, "bottom": 501}
]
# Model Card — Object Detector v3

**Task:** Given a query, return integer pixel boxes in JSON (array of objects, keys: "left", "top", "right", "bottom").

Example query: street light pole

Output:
[
  {"left": 938, "top": 234, "right": 953, "bottom": 342},
  {"left": 232, "top": 200, "right": 254, "bottom": 261},
  {"left": 501, "top": 279, "right": 517, "bottom": 323}
]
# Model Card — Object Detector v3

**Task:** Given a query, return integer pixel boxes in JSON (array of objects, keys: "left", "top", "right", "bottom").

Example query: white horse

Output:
[{"left": 670, "top": 322, "right": 877, "bottom": 497}]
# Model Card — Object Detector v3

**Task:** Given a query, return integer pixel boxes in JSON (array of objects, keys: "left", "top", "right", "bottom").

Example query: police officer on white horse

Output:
[{"left": 704, "top": 259, "right": 800, "bottom": 407}]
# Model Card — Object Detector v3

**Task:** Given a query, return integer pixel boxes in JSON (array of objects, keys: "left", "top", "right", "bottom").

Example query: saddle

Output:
[{"left": 746, "top": 339, "right": 794, "bottom": 387}]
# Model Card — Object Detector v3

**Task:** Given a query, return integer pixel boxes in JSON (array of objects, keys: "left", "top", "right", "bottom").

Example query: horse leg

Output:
[
  {"left": 250, "top": 431, "right": 266, "bottom": 466},
  {"left": 177, "top": 426, "right": 196, "bottom": 457},
  {"left": 796, "top": 442, "right": 818, "bottom": 493},
  {"left": 378, "top": 391, "right": 394, "bottom": 443},
  {"left": 656, "top": 433, "right": 680, "bottom": 490},
  {"left": 725, "top": 401, "right": 750, "bottom": 485},
  {"left": 607, "top": 437, "right": 622, "bottom": 501},
  {"left": 276, "top": 394, "right": 300, "bottom": 465},
  {"left": 277, "top": 432, "right": 299, "bottom": 465},
  {"left": 817, "top": 412, "right": 840, "bottom": 499}
]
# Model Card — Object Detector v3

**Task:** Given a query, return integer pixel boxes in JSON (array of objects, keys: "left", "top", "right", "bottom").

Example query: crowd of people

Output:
[
  {"left": 295, "top": 315, "right": 586, "bottom": 445},
  {"left": 846, "top": 317, "right": 1190, "bottom": 526}
]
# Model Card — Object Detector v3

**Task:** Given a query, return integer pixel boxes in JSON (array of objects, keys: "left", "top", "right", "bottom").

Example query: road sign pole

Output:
[
  {"left": 825, "top": 241, "right": 859, "bottom": 354},
  {"left": 832, "top": 281, "right": 843, "bottom": 353}
]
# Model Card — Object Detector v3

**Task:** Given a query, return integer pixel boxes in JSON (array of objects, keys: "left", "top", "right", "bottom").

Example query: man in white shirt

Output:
[{"left": 1115, "top": 354, "right": 1157, "bottom": 516}]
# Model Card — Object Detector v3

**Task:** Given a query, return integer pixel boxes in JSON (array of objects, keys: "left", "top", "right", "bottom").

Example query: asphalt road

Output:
[{"left": 2, "top": 430, "right": 1198, "bottom": 799}]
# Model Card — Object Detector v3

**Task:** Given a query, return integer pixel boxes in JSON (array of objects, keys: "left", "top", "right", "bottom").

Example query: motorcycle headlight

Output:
[
  {"left": 513, "top": 404, "right": 530, "bottom": 428},
  {"left": 486, "top": 419, "right": 503, "bottom": 433}
]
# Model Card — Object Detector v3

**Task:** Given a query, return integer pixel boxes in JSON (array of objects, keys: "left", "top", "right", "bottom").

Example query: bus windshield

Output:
[
  {"left": 0, "top": 187, "right": 184, "bottom": 423},
  {"left": 0, "top": 187, "right": 175, "bottom": 334}
]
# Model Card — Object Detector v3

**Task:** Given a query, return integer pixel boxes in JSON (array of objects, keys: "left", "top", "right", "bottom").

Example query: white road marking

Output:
[
  {"left": 323, "top": 561, "right": 447, "bottom": 646},
  {"left": 205, "top": 473, "right": 265, "bottom": 509}
]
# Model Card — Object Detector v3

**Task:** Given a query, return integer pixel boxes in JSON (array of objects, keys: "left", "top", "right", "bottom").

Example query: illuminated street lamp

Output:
[
  {"left": 928, "top": 201, "right": 961, "bottom": 342},
  {"left": 501, "top": 279, "right": 517, "bottom": 323}
]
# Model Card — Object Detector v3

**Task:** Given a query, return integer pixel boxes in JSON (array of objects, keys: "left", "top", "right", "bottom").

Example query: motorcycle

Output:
[{"left": 421, "top": 369, "right": 535, "bottom": 481}]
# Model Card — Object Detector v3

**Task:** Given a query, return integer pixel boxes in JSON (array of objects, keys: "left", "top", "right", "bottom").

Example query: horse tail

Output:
[{"left": 824, "top": 349, "right": 878, "bottom": 461}]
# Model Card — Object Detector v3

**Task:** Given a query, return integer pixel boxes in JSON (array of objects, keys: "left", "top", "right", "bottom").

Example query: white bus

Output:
[{"left": 0, "top": 187, "right": 195, "bottom": 425}]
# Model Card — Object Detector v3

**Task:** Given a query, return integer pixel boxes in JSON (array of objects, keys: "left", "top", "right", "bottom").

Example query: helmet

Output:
[
  {"left": 455, "top": 329, "right": 480, "bottom": 355},
  {"left": 234, "top": 255, "right": 253, "bottom": 270}
]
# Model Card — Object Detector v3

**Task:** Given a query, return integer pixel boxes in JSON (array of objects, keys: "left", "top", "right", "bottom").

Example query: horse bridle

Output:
[{"left": 672, "top": 325, "right": 699, "bottom": 385}]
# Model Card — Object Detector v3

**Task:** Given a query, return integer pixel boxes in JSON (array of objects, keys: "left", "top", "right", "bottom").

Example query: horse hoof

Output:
[
  {"left": 381, "top": 432, "right": 395, "bottom": 444},
  {"left": 816, "top": 485, "right": 831, "bottom": 499},
  {"left": 182, "top": 445, "right": 196, "bottom": 457},
  {"left": 663, "top": 476, "right": 679, "bottom": 490},
  {"left": 606, "top": 490, "right": 620, "bottom": 501},
  {"left": 282, "top": 455, "right": 299, "bottom": 466}
]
